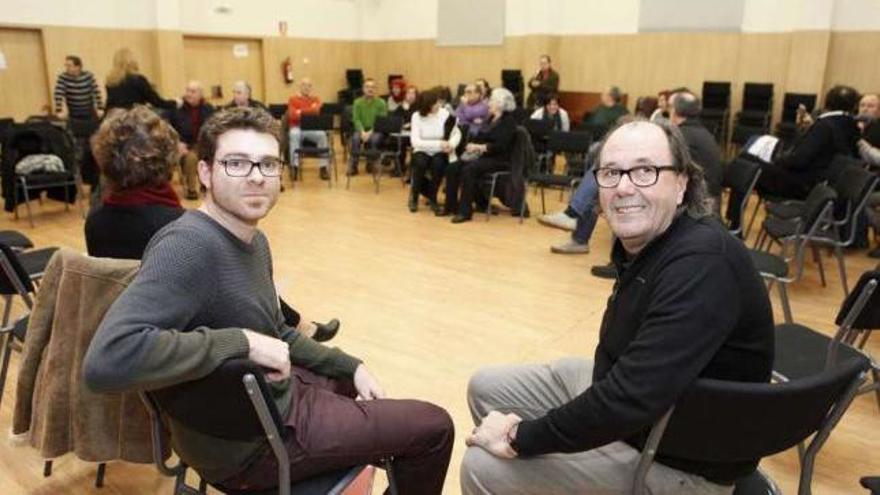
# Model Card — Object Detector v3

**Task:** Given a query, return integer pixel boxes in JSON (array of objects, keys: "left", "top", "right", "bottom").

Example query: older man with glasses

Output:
[{"left": 460, "top": 118, "right": 775, "bottom": 495}]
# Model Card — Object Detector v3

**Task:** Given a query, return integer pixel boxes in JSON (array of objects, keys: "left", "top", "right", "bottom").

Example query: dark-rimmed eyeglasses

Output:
[
  {"left": 216, "top": 158, "right": 284, "bottom": 177},
  {"left": 594, "top": 165, "right": 678, "bottom": 188}
]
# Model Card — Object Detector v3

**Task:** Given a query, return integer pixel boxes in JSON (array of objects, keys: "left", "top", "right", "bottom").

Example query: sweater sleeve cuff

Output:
[
  {"left": 209, "top": 328, "right": 251, "bottom": 363},
  {"left": 333, "top": 350, "right": 363, "bottom": 377},
  {"left": 513, "top": 417, "right": 554, "bottom": 457}
]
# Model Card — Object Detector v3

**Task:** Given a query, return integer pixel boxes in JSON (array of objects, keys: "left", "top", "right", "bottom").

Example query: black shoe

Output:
[
  {"left": 869, "top": 247, "right": 880, "bottom": 259},
  {"left": 320, "top": 167, "right": 330, "bottom": 180},
  {"left": 312, "top": 319, "right": 340, "bottom": 342},
  {"left": 408, "top": 196, "right": 418, "bottom": 213},
  {"left": 590, "top": 263, "right": 617, "bottom": 279},
  {"left": 451, "top": 214, "right": 471, "bottom": 224},
  {"left": 429, "top": 200, "right": 441, "bottom": 215},
  {"left": 435, "top": 207, "right": 451, "bottom": 217}
]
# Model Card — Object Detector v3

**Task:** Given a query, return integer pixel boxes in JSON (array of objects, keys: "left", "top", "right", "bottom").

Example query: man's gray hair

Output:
[
  {"left": 608, "top": 86, "right": 622, "bottom": 104},
  {"left": 672, "top": 91, "right": 701, "bottom": 119},
  {"left": 491, "top": 87, "right": 517, "bottom": 113},
  {"left": 597, "top": 116, "right": 713, "bottom": 219}
]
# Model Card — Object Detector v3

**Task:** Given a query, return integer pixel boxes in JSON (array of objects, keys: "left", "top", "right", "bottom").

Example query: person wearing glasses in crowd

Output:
[
  {"left": 461, "top": 118, "right": 774, "bottom": 495},
  {"left": 456, "top": 83, "right": 491, "bottom": 136},
  {"left": 85, "top": 106, "right": 454, "bottom": 494}
]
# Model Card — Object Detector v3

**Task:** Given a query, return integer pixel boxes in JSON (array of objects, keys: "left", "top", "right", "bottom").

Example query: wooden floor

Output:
[{"left": 0, "top": 164, "right": 877, "bottom": 494}]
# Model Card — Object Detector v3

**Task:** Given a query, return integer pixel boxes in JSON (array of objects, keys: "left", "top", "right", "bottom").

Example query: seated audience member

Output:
[
  {"left": 85, "top": 105, "right": 337, "bottom": 341},
  {"left": 395, "top": 85, "right": 419, "bottom": 129},
  {"left": 526, "top": 55, "right": 560, "bottom": 110},
  {"left": 226, "top": 81, "right": 266, "bottom": 110},
  {"left": 635, "top": 96, "right": 658, "bottom": 120},
  {"left": 84, "top": 108, "right": 454, "bottom": 495},
  {"left": 855, "top": 138, "right": 880, "bottom": 258},
  {"left": 449, "top": 88, "right": 518, "bottom": 224},
  {"left": 348, "top": 78, "right": 388, "bottom": 175},
  {"left": 287, "top": 77, "right": 330, "bottom": 180},
  {"left": 457, "top": 84, "right": 491, "bottom": 136},
  {"left": 170, "top": 80, "right": 215, "bottom": 200},
  {"left": 476, "top": 78, "right": 491, "bottom": 101},
  {"left": 387, "top": 78, "right": 407, "bottom": 113},
  {"left": 530, "top": 94, "right": 570, "bottom": 132},
  {"left": 437, "top": 86, "right": 455, "bottom": 114},
  {"left": 461, "top": 118, "right": 774, "bottom": 495},
  {"left": 669, "top": 90, "right": 723, "bottom": 213},
  {"left": 409, "top": 88, "right": 460, "bottom": 213},
  {"left": 754, "top": 85, "right": 859, "bottom": 201},
  {"left": 650, "top": 90, "right": 671, "bottom": 122},
  {"left": 582, "top": 86, "right": 629, "bottom": 137},
  {"left": 105, "top": 48, "right": 177, "bottom": 111},
  {"left": 857, "top": 93, "right": 880, "bottom": 146}
]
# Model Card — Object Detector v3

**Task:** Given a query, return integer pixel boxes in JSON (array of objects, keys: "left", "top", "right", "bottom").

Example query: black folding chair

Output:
[
  {"left": 701, "top": 81, "right": 732, "bottom": 144},
  {"left": 722, "top": 157, "right": 762, "bottom": 237},
  {"left": 143, "top": 358, "right": 397, "bottom": 495},
  {"left": 348, "top": 116, "right": 406, "bottom": 193},
  {"left": 526, "top": 130, "right": 592, "bottom": 214},
  {"left": 267, "top": 104, "right": 288, "bottom": 120},
  {"left": 635, "top": 356, "right": 870, "bottom": 495},
  {"left": 292, "top": 114, "right": 338, "bottom": 188},
  {"left": 523, "top": 119, "right": 553, "bottom": 168},
  {"left": 773, "top": 271, "right": 880, "bottom": 410}
]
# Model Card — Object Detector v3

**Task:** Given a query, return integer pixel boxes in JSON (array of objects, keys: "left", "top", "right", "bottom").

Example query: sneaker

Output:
[
  {"left": 551, "top": 240, "right": 589, "bottom": 254},
  {"left": 590, "top": 263, "right": 617, "bottom": 279},
  {"left": 538, "top": 211, "right": 576, "bottom": 232}
]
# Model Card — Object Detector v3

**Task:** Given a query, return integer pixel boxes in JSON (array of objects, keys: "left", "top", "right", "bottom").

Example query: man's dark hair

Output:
[
  {"left": 416, "top": 88, "right": 441, "bottom": 117},
  {"left": 597, "top": 117, "right": 712, "bottom": 219},
  {"left": 197, "top": 107, "right": 281, "bottom": 163},
  {"left": 92, "top": 106, "right": 179, "bottom": 192},
  {"left": 608, "top": 86, "right": 622, "bottom": 104},
  {"left": 825, "top": 85, "right": 860, "bottom": 113},
  {"left": 66, "top": 55, "right": 82, "bottom": 68},
  {"left": 672, "top": 92, "right": 701, "bottom": 119},
  {"left": 541, "top": 93, "right": 559, "bottom": 107}
]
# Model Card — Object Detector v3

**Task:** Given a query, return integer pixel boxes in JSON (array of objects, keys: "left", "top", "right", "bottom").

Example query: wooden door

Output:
[
  {"left": 183, "top": 36, "right": 264, "bottom": 108},
  {"left": 0, "top": 28, "right": 50, "bottom": 121}
]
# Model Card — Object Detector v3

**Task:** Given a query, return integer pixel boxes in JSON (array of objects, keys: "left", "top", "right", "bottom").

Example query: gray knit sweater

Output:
[{"left": 84, "top": 210, "right": 361, "bottom": 481}]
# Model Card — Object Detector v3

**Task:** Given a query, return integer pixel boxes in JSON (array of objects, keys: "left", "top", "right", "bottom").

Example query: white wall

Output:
[
  {"left": 0, "top": 0, "right": 158, "bottom": 29},
  {"left": 3, "top": 0, "right": 880, "bottom": 38}
]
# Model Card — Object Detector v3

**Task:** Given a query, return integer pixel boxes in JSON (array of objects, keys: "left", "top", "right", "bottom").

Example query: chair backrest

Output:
[
  {"left": 300, "top": 114, "right": 335, "bottom": 132},
  {"left": 524, "top": 118, "right": 553, "bottom": 142},
  {"left": 372, "top": 115, "right": 402, "bottom": 134},
  {"left": 702, "top": 81, "right": 731, "bottom": 110},
  {"left": 267, "top": 104, "right": 287, "bottom": 120},
  {"left": 0, "top": 242, "right": 36, "bottom": 298},
  {"left": 636, "top": 357, "right": 869, "bottom": 494},
  {"left": 743, "top": 83, "right": 774, "bottom": 112},
  {"left": 151, "top": 358, "right": 282, "bottom": 442},
  {"left": 546, "top": 130, "right": 592, "bottom": 155},
  {"left": 827, "top": 154, "right": 862, "bottom": 185},
  {"left": 3, "top": 122, "right": 75, "bottom": 172},
  {"left": 781, "top": 93, "right": 817, "bottom": 123},
  {"left": 319, "top": 102, "right": 343, "bottom": 116},
  {"left": 831, "top": 165, "right": 878, "bottom": 244},
  {"left": 835, "top": 270, "right": 880, "bottom": 330}
]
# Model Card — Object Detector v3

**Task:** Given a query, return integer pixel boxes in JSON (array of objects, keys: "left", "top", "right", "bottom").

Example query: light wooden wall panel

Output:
[
  {"left": 182, "top": 36, "right": 264, "bottom": 107},
  {"left": 154, "top": 30, "right": 186, "bottom": 97},
  {"left": 262, "top": 37, "right": 359, "bottom": 105},
  {"left": 0, "top": 28, "right": 49, "bottom": 120},
  {"left": 825, "top": 31, "right": 880, "bottom": 95}
]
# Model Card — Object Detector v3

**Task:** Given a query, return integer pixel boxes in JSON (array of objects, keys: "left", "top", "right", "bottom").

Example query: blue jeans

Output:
[{"left": 570, "top": 168, "right": 599, "bottom": 245}]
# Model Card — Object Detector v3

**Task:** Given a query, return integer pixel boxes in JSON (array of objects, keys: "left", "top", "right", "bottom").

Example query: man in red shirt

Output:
[{"left": 287, "top": 78, "right": 330, "bottom": 180}]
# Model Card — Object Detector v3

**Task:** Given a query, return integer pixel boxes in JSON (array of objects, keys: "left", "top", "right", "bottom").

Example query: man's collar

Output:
[{"left": 818, "top": 110, "right": 846, "bottom": 119}]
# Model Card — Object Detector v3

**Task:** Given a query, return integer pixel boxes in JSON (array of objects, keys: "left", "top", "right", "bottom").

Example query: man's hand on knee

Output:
[
  {"left": 353, "top": 364, "right": 386, "bottom": 400},
  {"left": 466, "top": 410, "right": 521, "bottom": 459},
  {"left": 242, "top": 329, "right": 291, "bottom": 382}
]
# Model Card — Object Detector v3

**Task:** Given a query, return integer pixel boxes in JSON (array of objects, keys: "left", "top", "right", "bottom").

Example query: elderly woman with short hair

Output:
[{"left": 449, "top": 87, "right": 519, "bottom": 223}]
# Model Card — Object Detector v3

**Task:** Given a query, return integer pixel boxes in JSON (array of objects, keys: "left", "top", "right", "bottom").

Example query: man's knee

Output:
[
  {"left": 460, "top": 446, "right": 508, "bottom": 495},
  {"left": 467, "top": 366, "right": 508, "bottom": 408}
]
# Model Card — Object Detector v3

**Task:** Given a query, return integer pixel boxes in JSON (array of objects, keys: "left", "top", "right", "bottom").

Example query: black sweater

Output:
[
  {"left": 106, "top": 74, "right": 177, "bottom": 111},
  {"left": 85, "top": 204, "right": 185, "bottom": 260},
  {"left": 473, "top": 112, "right": 517, "bottom": 161},
  {"left": 776, "top": 113, "right": 859, "bottom": 187},
  {"left": 515, "top": 214, "right": 775, "bottom": 484}
]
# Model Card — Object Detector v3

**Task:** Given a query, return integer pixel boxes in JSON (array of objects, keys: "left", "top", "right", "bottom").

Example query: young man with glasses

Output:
[
  {"left": 461, "top": 119, "right": 774, "bottom": 495},
  {"left": 85, "top": 107, "right": 454, "bottom": 494}
]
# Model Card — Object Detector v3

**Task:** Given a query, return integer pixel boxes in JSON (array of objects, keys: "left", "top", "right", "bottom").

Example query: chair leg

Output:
[
  {"left": 777, "top": 282, "right": 793, "bottom": 324},
  {"left": 811, "top": 244, "right": 827, "bottom": 287},
  {"left": 540, "top": 187, "right": 546, "bottom": 214},
  {"left": 0, "top": 332, "right": 13, "bottom": 411},
  {"left": 43, "top": 460, "right": 53, "bottom": 477},
  {"left": 95, "top": 462, "right": 106, "bottom": 487},
  {"left": 833, "top": 245, "right": 849, "bottom": 296},
  {"left": 745, "top": 196, "right": 764, "bottom": 240},
  {"left": 22, "top": 186, "right": 34, "bottom": 228},
  {"left": 2, "top": 295, "right": 12, "bottom": 327}
]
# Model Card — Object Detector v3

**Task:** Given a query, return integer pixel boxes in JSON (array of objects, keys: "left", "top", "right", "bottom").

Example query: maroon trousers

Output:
[{"left": 220, "top": 365, "right": 454, "bottom": 494}]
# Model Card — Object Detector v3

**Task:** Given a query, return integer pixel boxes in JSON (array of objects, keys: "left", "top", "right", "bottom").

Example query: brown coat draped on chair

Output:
[{"left": 12, "top": 248, "right": 164, "bottom": 463}]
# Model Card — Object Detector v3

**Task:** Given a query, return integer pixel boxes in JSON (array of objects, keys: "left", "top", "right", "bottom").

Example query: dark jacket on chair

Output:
[{"left": 775, "top": 112, "right": 859, "bottom": 189}]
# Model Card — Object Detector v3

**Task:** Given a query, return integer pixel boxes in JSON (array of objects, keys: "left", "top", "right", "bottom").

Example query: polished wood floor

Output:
[{"left": 0, "top": 162, "right": 877, "bottom": 494}]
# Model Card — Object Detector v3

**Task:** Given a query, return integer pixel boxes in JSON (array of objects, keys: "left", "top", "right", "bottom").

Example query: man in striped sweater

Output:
[{"left": 53, "top": 55, "right": 103, "bottom": 120}]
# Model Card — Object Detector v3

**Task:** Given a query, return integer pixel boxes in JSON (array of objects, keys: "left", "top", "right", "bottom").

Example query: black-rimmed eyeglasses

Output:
[
  {"left": 594, "top": 165, "right": 678, "bottom": 188},
  {"left": 216, "top": 158, "right": 284, "bottom": 177}
]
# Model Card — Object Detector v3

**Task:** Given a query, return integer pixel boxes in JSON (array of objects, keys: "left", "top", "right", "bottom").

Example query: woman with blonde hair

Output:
[{"left": 105, "top": 48, "right": 176, "bottom": 111}]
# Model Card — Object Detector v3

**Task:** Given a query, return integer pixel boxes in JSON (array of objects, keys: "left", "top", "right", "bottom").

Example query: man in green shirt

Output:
[
  {"left": 85, "top": 107, "right": 453, "bottom": 493},
  {"left": 348, "top": 78, "right": 388, "bottom": 175},
  {"left": 584, "top": 86, "right": 630, "bottom": 138}
]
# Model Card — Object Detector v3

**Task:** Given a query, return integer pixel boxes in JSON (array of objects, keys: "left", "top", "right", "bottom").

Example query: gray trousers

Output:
[{"left": 461, "top": 358, "right": 733, "bottom": 495}]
